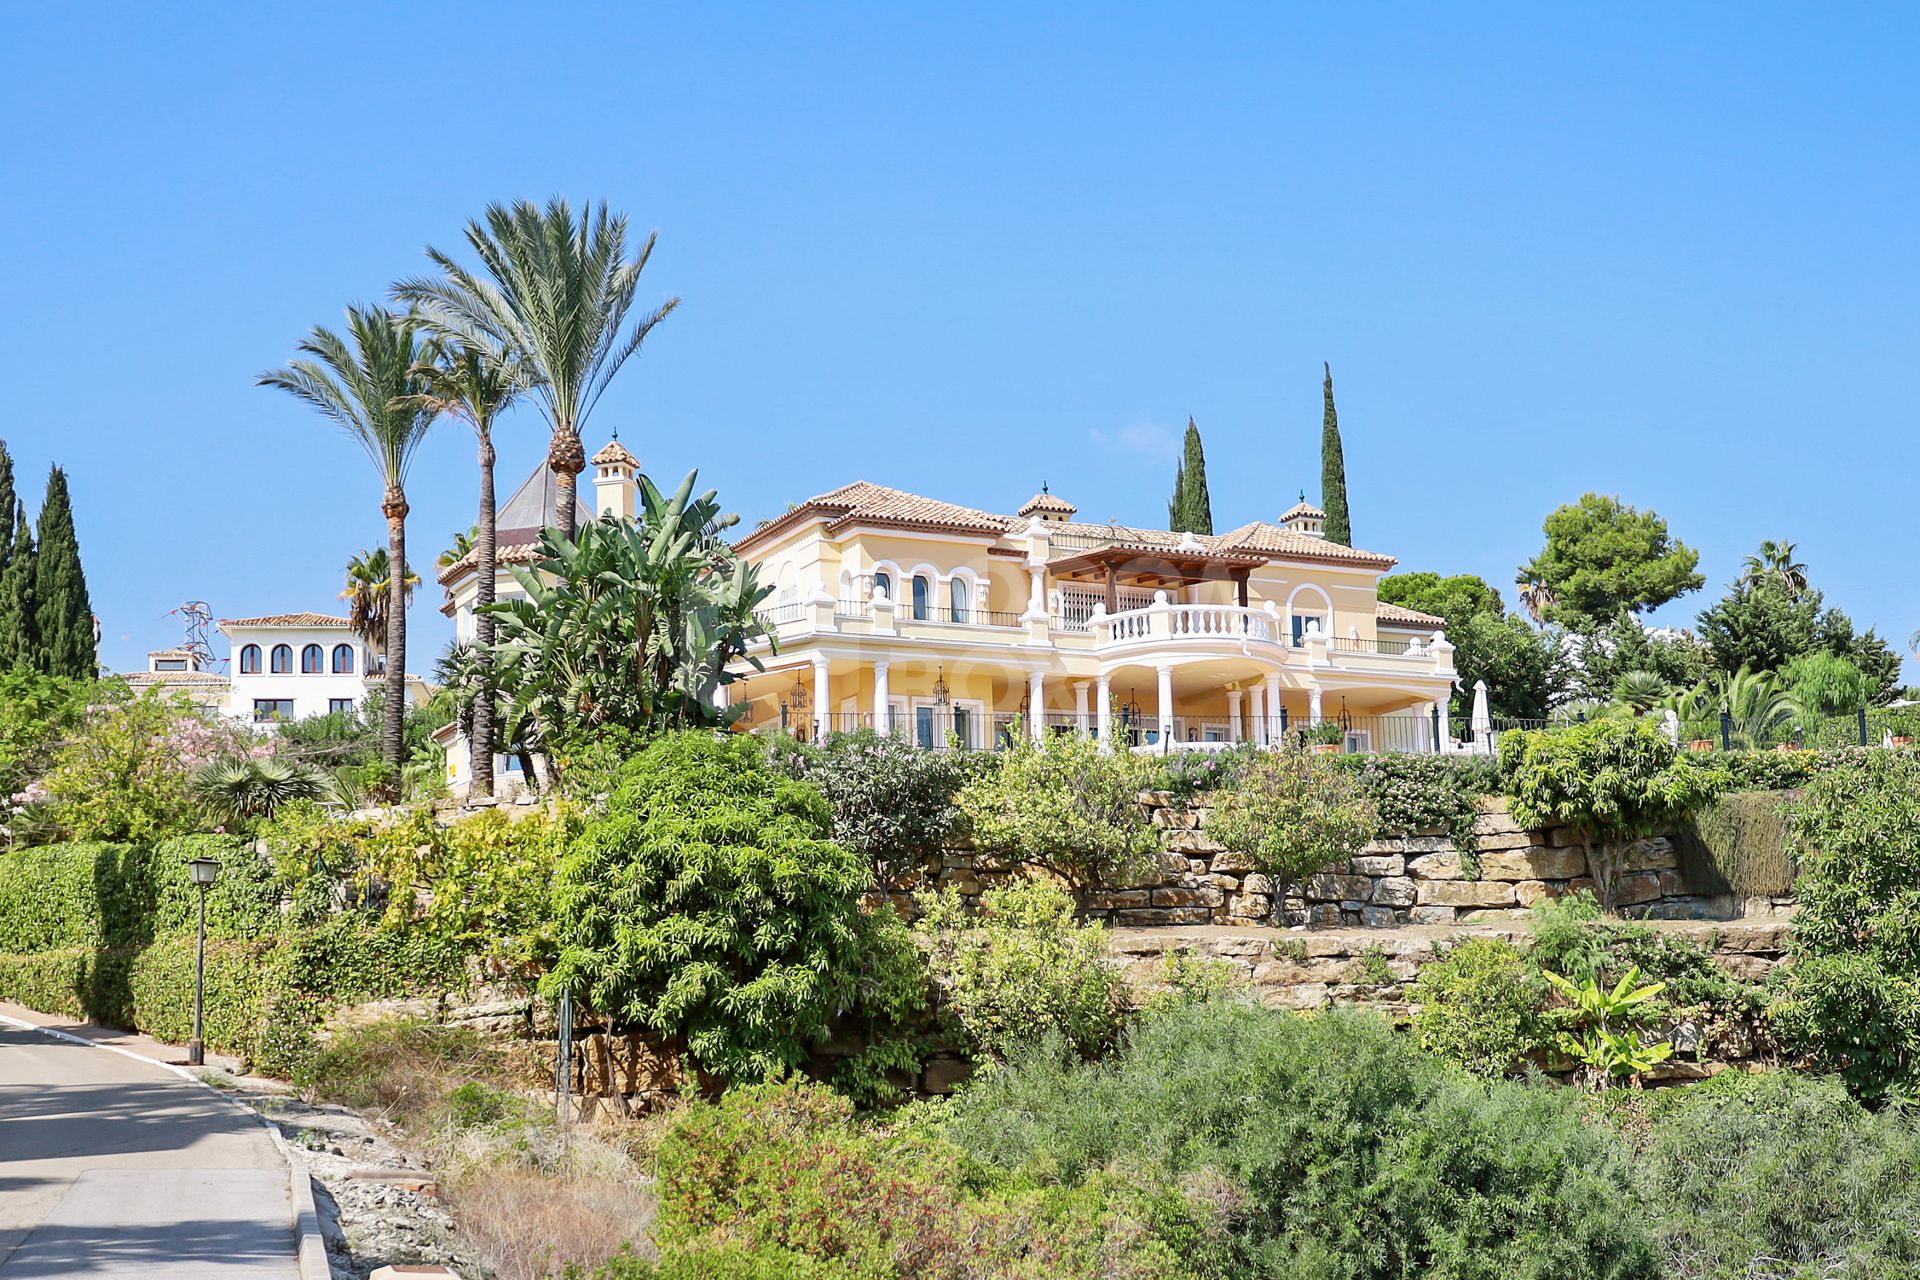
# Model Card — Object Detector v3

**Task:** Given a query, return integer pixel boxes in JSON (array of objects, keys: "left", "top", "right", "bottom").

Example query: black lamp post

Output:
[{"left": 187, "top": 855, "right": 221, "bottom": 1067}]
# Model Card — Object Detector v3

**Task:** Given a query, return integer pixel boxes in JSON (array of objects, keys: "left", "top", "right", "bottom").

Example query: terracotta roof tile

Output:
[
  {"left": 436, "top": 541, "right": 543, "bottom": 586},
  {"left": 1279, "top": 499, "right": 1326, "bottom": 521},
  {"left": 218, "top": 612, "right": 352, "bottom": 629},
  {"left": 591, "top": 440, "right": 639, "bottom": 468},
  {"left": 123, "top": 670, "right": 230, "bottom": 688},
  {"left": 1017, "top": 490, "right": 1078, "bottom": 518},
  {"left": 1376, "top": 601, "right": 1446, "bottom": 628},
  {"left": 1211, "top": 522, "right": 1397, "bottom": 568},
  {"left": 739, "top": 481, "right": 1011, "bottom": 550}
]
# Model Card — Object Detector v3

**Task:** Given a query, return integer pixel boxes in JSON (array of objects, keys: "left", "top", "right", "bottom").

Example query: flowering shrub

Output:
[
  {"left": 1151, "top": 745, "right": 1260, "bottom": 800},
  {"left": 1332, "top": 752, "right": 1500, "bottom": 851}
]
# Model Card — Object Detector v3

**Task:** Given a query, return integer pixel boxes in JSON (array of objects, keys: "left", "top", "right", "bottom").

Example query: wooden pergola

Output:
[{"left": 1047, "top": 544, "right": 1272, "bottom": 612}]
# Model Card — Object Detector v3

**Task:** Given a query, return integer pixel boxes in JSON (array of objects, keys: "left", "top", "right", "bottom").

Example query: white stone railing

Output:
[{"left": 1090, "top": 594, "right": 1278, "bottom": 649}]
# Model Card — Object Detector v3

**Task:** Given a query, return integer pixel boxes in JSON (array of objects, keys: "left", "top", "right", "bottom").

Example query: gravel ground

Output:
[{"left": 202, "top": 1072, "right": 477, "bottom": 1280}]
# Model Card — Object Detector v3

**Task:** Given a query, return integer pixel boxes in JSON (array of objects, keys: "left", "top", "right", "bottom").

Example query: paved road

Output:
[{"left": 0, "top": 1025, "right": 300, "bottom": 1278}]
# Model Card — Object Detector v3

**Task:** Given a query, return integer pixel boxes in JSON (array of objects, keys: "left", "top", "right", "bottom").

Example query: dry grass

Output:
[
  {"left": 304, "top": 1017, "right": 659, "bottom": 1278},
  {"left": 446, "top": 1166, "right": 656, "bottom": 1280}
]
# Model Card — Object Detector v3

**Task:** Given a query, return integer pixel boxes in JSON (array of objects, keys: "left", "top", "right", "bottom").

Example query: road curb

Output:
[{"left": 0, "top": 1010, "right": 332, "bottom": 1280}]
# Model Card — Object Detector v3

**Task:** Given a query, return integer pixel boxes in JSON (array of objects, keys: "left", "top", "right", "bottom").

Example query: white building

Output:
[
  {"left": 122, "top": 647, "right": 231, "bottom": 716},
  {"left": 219, "top": 613, "right": 377, "bottom": 722}
]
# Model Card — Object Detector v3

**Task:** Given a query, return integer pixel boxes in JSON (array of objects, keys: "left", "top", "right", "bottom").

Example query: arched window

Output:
[
  {"left": 873, "top": 571, "right": 891, "bottom": 599},
  {"left": 332, "top": 644, "right": 355, "bottom": 674},
  {"left": 300, "top": 644, "right": 323, "bottom": 674},
  {"left": 238, "top": 644, "right": 261, "bottom": 674},
  {"left": 911, "top": 575, "right": 931, "bottom": 621},
  {"left": 270, "top": 644, "right": 293, "bottom": 674},
  {"left": 949, "top": 576, "right": 970, "bottom": 623}
]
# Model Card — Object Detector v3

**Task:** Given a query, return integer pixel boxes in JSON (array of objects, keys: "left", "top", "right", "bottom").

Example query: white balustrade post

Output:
[
  {"left": 1436, "top": 697, "right": 1452, "bottom": 748},
  {"left": 812, "top": 658, "right": 830, "bottom": 740},
  {"left": 1226, "top": 689, "right": 1243, "bottom": 742},
  {"left": 1095, "top": 674, "right": 1113, "bottom": 753},
  {"left": 1308, "top": 685, "right": 1324, "bottom": 727},
  {"left": 1149, "top": 590, "right": 1173, "bottom": 639},
  {"left": 1024, "top": 568, "right": 1046, "bottom": 620},
  {"left": 1306, "top": 620, "right": 1330, "bottom": 668},
  {"left": 1089, "top": 602, "right": 1108, "bottom": 645},
  {"left": 1263, "top": 673, "right": 1283, "bottom": 744},
  {"left": 1155, "top": 664, "right": 1174, "bottom": 744},
  {"left": 873, "top": 661, "right": 891, "bottom": 736},
  {"left": 870, "top": 586, "right": 897, "bottom": 637},
  {"left": 1073, "top": 681, "right": 1090, "bottom": 736},
  {"left": 1028, "top": 671, "right": 1046, "bottom": 741},
  {"left": 1428, "top": 630, "right": 1456, "bottom": 679}
]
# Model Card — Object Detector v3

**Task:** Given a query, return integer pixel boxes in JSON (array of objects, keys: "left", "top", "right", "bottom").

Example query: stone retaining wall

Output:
[{"left": 896, "top": 793, "right": 1722, "bottom": 929}]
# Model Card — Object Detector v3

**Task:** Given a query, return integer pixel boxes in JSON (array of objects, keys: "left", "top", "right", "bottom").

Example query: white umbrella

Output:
[{"left": 1470, "top": 679, "right": 1493, "bottom": 754}]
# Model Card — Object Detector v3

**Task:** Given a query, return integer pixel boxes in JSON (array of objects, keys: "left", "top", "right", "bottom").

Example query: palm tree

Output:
[
  {"left": 1739, "top": 538, "right": 1809, "bottom": 599},
  {"left": 339, "top": 547, "right": 419, "bottom": 663},
  {"left": 437, "top": 527, "right": 477, "bottom": 569},
  {"left": 394, "top": 198, "right": 679, "bottom": 538},
  {"left": 396, "top": 342, "right": 526, "bottom": 800},
  {"left": 1516, "top": 577, "right": 1556, "bottom": 625},
  {"left": 1609, "top": 670, "right": 1672, "bottom": 715},
  {"left": 260, "top": 307, "right": 435, "bottom": 765}
]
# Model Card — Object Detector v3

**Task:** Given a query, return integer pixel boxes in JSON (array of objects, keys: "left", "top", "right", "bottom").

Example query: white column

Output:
[
  {"left": 874, "top": 661, "right": 891, "bottom": 736},
  {"left": 1249, "top": 685, "right": 1266, "bottom": 745},
  {"left": 1073, "top": 680, "right": 1090, "bottom": 736},
  {"left": 1226, "top": 689, "right": 1243, "bottom": 742},
  {"left": 812, "top": 657, "right": 830, "bottom": 740},
  {"left": 1026, "top": 568, "right": 1046, "bottom": 619},
  {"left": 1155, "top": 664, "right": 1174, "bottom": 744},
  {"left": 1028, "top": 671, "right": 1046, "bottom": 741},
  {"left": 1436, "top": 698, "right": 1452, "bottom": 747},
  {"left": 1263, "top": 673, "right": 1283, "bottom": 745},
  {"left": 1309, "top": 685, "right": 1324, "bottom": 726},
  {"left": 1095, "top": 674, "right": 1112, "bottom": 752}
]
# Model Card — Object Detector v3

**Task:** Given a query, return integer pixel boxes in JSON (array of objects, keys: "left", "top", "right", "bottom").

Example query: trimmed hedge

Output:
[
  {"left": 0, "top": 837, "right": 465, "bottom": 1072},
  {"left": 1674, "top": 790, "right": 1796, "bottom": 899}
]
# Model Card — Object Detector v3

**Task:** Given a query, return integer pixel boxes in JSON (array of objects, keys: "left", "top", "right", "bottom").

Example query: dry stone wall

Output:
[{"left": 895, "top": 793, "right": 1720, "bottom": 929}]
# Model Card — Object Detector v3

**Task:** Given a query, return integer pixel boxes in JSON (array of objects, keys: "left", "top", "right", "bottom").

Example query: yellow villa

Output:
[
  {"left": 724, "top": 478, "right": 1459, "bottom": 753},
  {"left": 436, "top": 443, "right": 1463, "bottom": 788}
]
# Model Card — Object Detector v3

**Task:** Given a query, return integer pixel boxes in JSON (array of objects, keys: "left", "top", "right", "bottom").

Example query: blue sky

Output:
[{"left": 3, "top": 4, "right": 1914, "bottom": 680}]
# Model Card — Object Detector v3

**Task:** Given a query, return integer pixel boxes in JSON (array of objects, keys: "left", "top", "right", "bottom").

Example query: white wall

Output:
[{"left": 222, "top": 627, "right": 371, "bottom": 722}]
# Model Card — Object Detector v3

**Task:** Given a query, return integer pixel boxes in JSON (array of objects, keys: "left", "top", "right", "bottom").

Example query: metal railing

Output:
[{"left": 1329, "top": 635, "right": 1417, "bottom": 656}]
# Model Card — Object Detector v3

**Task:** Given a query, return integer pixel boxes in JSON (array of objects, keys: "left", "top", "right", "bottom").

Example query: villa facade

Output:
[
  {"left": 121, "top": 613, "right": 427, "bottom": 724},
  {"left": 439, "top": 445, "right": 1462, "bottom": 768}
]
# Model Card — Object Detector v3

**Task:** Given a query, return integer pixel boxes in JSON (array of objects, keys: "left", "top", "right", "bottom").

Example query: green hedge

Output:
[
  {"left": 1674, "top": 790, "right": 1797, "bottom": 898},
  {"left": 0, "top": 837, "right": 465, "bottom": 1073},
  {"left": 0, "top": 836, "right": 272, "bottom": 953}
]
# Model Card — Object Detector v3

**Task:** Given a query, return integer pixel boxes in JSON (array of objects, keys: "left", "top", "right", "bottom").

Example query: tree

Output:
[
  {"left": 259, "top": 306, "right": 436, "bottom": 766},
  {"left": 396, "top": 341, "right": 525, "bottom": 800},
  {"left": 1378, "top": 571, "right": 1503, "bottom": 625},
  {"left": 1502, "top": 718, "right": 1714, "bottom": 912},
  {"left": 338, "top": 547, "right": 418, "bottom": 664},
  {"left": 1740, "top": 538, "right": 1809, "bottom": 599},
  {"left": 1515, "top": 578, "right": 1557, "bottom": 625},
  {"left": 1166, "top": 417, "right": 1213, "bottom": 535},
  {"left": 0, "top": 439, "right": 14, "bottom": 574},
  {"left": 1208, "top": 749, "right": 1380, "bottom": 885},
  {"left": 1319, "top": 362, "right": 1351, "bottom": 547},
  {"left": 1568, "top": 610, "right": 1709, "bottom": 705},
  {"left": 395, "top": 198, "right": 679, "bottom": 539},
  {"left": 1781, "top": 651, "right": 1872, "bottom": 719},
  {"left": 1696, "top": 579, "right": 1818, "bottom": 676},
  {"left": 1517, "top": 494, "right": 1703, "bottom": 628},
  {"left": 1813, "top": 608, "right": 1902, "bottom": 706},
  {"left": 545, "top": 731, "right": 903, "bottom": 1084},
  {"left": 31, "top": 467, "right": 95, "bottom": 679},
  {"left": 486, "top": 471, "right": 770, "bottom": 756},
  {"left": 1378, "top": 572, "right": 1563, "bottom": 717},
  {"left": 0, "top": 503, "right": 36, "bottom": 671}
]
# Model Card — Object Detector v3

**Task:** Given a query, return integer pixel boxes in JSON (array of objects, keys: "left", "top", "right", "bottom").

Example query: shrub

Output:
[
  {"left": 955, "top": 732, "right": 1159, "bottom": 896},
  {"left": 1777, "top": 751, "right": 1920, "bottom": 1098},
  {"left": 1527, "top": 890, "right": 1608, "bottom": 980},
  {"left": 1501, "top": 719, "right": 1716, "bottom": 912},
  {"left": 1207, "top": 748, "right": 1380, "bottom": 885},
  {"left": 190, "top": 757, "right": 327, "bottom": 831},
  {"left": 1332, "top": 752, "right": 1501, "bottom": 850},
  {"left": 771, "top": 728, "right": 975, "bottom": 885},
  {"left": 1410, "top": 937, "right": 1541, "bottom": 1075},
  {"left": 546, "top": 731, "right": 903, "bottom": 1084},
  {"left": 1153, "top": 745, "right": 1259, "bottom": 800},
  {"left": 1640, "top": 1071, "right": 1920, "bottom": 1278},
  {"left": 0, "top": 670, "right": 89, "bottom": 800},
  {"left": 941, "top": 1001, "right": 1658, "bottom": 1280},
  {"left": 914, "top": 878, "right": 1122, "bottom": 1062}
]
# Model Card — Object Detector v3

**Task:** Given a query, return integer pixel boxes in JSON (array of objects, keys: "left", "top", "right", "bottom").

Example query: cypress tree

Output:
[
  {"left": 1172, "top": 417, "right": 1213, "bottom": 535},
  {"left": 1320, "top": 362, "right": 1352, "bottom": 546},
  {"left": 33, "top": 466, "right": 96, "bottom": 678},
  {"left": 1167, "top": 458, "right": 1187, "bottom": 530},
  {"left": 0, "top": 439, "right": 14, "bottom": 574},
  {"left": 0, "top": 503, "right": 37, "bottom": 672}
]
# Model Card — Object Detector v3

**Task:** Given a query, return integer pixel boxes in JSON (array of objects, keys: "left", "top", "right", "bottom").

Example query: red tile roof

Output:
[{"left": 218, "top": 613, "right": 352, "bottom": 629}]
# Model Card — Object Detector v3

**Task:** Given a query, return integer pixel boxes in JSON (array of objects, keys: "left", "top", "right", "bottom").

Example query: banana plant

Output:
[{"left": 1543, "top": 965, "right": 1674, "bottom": 1089}]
